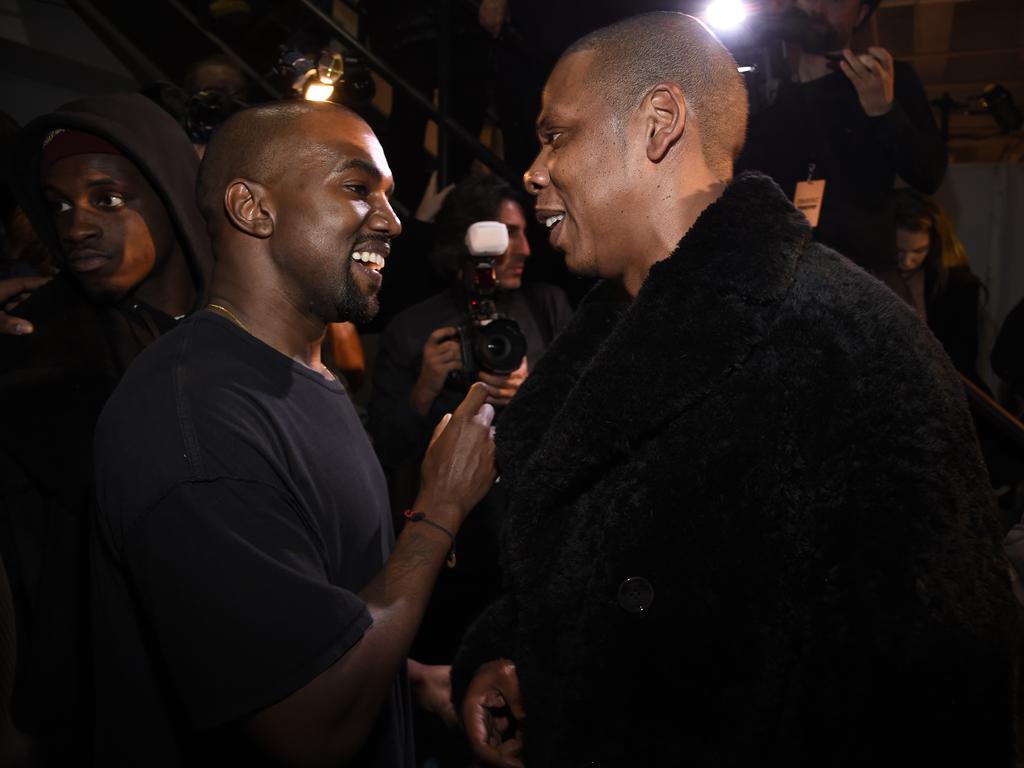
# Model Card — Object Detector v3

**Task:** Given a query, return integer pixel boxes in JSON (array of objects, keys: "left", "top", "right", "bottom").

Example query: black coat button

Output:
[{"left": 617, "top": 576, "right": 654, "bottom": 613}]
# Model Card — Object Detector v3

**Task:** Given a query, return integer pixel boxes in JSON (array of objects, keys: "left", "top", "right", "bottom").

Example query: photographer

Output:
[
  {"left": 370, "top": 175, "right": 571, "bottom": 486},
  {"left": 738, "top": 0, "right": 946, "bottom": 289}
]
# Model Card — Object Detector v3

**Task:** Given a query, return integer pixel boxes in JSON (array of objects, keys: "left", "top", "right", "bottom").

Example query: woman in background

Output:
[{"left": 894, "top": 188, "right": 989, "bottom": 389}]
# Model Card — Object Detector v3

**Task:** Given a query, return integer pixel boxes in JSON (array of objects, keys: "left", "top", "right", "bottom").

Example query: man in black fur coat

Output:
[{"left": 451, "top": 13, "right": 1019, "bottom": 768}]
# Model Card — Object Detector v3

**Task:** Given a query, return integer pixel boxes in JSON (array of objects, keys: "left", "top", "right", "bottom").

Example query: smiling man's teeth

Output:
[
  {"left": 351, "top": 251, "right": 385, "bottom": 269},
  {"left": 544, "top": 214, "right": 565, "bottom": 229}
]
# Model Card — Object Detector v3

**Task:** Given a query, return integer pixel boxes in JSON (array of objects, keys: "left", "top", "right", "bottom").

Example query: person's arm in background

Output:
[
  {"left": 842, "top": 49, "right": 947, "bottom": 193},
  {"left": 0, "top": 276, "right": 51, "bottom": 335},
  {"left": 324, "top": 322, "right": 366, "bottom": 393},
  {"left": 370, "top": 322, "right": 462, "bottom": 470}
]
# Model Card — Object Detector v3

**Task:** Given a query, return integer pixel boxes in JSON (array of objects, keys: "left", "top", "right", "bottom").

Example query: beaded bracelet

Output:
[{"left": 403, "top": 509, "right": 457, "bottom": 568}]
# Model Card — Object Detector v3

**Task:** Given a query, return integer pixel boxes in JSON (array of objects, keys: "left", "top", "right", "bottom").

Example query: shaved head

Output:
[
  {"left": 562, "top": 12, "right": 748, "bottom": 179},
  {"left": 195, "top": 100, "right": 364, "bottom": 235}
]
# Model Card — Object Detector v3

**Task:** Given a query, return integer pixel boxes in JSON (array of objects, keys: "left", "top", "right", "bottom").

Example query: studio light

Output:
[
  {"left": 279, "top": 49, "right": 345, "bottom": 102},
  {"left": 705, "top": 0, "right": 748, "bottom": 33}
]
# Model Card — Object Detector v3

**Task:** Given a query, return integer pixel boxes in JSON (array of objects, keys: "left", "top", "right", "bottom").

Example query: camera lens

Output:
[{"left": 474, "top": 318, "right": 527, "bottom": 374}]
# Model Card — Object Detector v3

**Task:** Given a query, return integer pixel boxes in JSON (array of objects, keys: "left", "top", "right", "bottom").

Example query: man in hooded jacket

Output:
[{"left": 0, "top": 92, "right": 211, "bottom": 763}]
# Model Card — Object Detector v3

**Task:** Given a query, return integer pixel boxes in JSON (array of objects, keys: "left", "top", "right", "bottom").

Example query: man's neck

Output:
[
  {"left": 208, "top": 266, "right": 333, "bottom": 380},
  {"left": 795, "top": 50, "right": 833, "bottom": 83},
  {"left": 622, "top": 177, "right": 728, "bottom": 298},
  {"left": 134, "top": 246, "right": 197, "bottom": 317}
]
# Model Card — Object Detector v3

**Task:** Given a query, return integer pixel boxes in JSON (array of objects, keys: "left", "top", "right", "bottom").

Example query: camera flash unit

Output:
[{"left": 465, "top": 221, "right": 509, "bottom": 257}]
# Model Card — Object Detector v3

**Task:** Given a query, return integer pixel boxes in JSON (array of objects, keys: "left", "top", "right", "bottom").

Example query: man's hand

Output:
[
  {"left": 477, "top": 356, "right": 528, "bottom": 407},
  {"left": 410, "top": 327, "right": 463, "bottom": 416},
  {"left": 408, "top": 660, "right": 458, "bottom": 729},
  {"left": 839, "top": 46, "right": 895, "bottom": 117},
  {"left": 478, "top": 0, "right": 507, "bottom": 38},
  {"left": 1, "top": 276, "right": 51, "bottom": 335},
  {"left": 417, "top": 382, "right": 496, "bottom": 530},
  {"left": 462, "top": 659, "right": 525, "bottom": 768}
]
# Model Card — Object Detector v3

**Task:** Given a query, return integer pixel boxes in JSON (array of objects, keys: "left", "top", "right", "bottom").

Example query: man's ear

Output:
[
  {"left": 855, "top": 2, "right": 871, "bottom": 29},
  {"left": 224, "top": 179, "right": 274, "bottom": 238},
  {"left": 644, "top": 83, "right": 687, "bottom": 164}
]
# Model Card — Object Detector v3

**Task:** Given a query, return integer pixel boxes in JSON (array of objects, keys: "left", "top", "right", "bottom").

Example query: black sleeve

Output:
[
  {"left": 450, "top": 592, "right": 518, "bottom": 708},
  {"left": 368, "top": 325, "right": 438, "bottom": 470},
  {"left": 869, "top": 61, "right": 947, "bottom": 193},
  {"left": 929, "top": 275, "right": 982, "bottom": 383},
  {"left": 123, "top": 478, "right": 371, "bottom": 730},
  {"left": 991, "top": 297, "right": 1024, "bottom": 392}
]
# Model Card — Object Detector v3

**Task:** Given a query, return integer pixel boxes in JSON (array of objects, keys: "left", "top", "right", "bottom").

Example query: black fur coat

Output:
[{"left": 451, "top": 173, "right": 1018, "bottom": 767}]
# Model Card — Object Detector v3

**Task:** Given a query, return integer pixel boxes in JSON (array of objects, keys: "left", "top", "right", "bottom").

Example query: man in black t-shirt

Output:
[
  {"left": 92, "top": 101, "right": 497, "bottom": 766},
  {"left": 739, "top": 0, "right": 946, "bottom": 289}
]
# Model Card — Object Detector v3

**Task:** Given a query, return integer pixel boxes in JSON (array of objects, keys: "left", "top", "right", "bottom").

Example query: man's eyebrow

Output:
[
  {"left": 331, "top": 158, "right": 382, "bottom": 180},
  {"left": 42, "top": 177, "right": 122, "bottom": 194}
]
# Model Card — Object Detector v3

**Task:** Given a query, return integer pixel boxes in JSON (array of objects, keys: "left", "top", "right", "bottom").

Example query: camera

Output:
[{"left": 450, "top": 222, "right": 527, "bottom": 377}]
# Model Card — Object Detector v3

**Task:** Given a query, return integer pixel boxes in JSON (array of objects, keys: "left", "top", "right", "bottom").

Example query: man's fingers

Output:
[
  {"left": 0, "top": 315, "right": 33, "bottom": 335},
  {"left": 857, "top": 53, "right": 878, "bottom": 73},
  {"left": 454, "top": 381, "right": 490, "bottom": 419},
  {"left": 841, "top": 49, "right": 868, "bottom": 79},
  {"left": 473, "top": 403, "right": 496, "bottom": 428},
  {"left": 428, "top": 326, "right": 459, "bottom": 343},
  {"left": 429, "top": 413, "right": 452, "bottom": 447},
  {"left": 0, "top": 275, "right": 50, "bottom": 303},
  {"left": 868, "top": 46, "right": 893, "bottom": 70}
]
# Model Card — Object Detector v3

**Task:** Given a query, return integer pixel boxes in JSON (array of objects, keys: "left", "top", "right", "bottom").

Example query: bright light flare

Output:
[
  {"left": 704, "top": 0, "right": 748, "bottom": 32},
  {"left": 304, "top": 82, "right": 335, "bottom": 102}
]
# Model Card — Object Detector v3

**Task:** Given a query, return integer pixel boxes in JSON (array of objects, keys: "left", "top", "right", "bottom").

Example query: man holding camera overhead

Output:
[{"left": 739, "top": 0, "right": 946, "bottom": 291}]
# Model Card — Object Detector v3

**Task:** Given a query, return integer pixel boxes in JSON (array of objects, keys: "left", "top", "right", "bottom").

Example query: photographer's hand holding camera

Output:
[
  {"left": 410, "top": 325, "right": 465, "bottom": 415},
  {"left": 477, "top": 356, "right": 528, "bottom": 408}
]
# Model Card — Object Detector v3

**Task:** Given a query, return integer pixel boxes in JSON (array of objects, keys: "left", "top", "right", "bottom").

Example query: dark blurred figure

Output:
[
  {"left": 0, "top": 111, "right": 53, "bottom": 278},
  {"left": 893, "top": 188, "right": 989, "bottom": 390},
  {"left": 0, "top": 93, "right": 211, "bottom": 765},
  {"left": 183, "top": 52, "right": 248, "bottom": 99},
  {"left": 739, "top": 0, "right": 946, "bottom": 292},
  {"left": 364, "top": 1, "right": 495, "bottom": 209},
  {"left": 992, "top": 297, "right": 1024, "bottom": 419}
]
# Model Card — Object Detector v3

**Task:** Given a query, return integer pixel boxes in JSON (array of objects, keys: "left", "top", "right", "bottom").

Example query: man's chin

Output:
[
  {"left": 77, "top": 276, "right": 131, "bottom": 306},
  {"left": 337, "top": 294, "right": 378, "bottom": 326}
]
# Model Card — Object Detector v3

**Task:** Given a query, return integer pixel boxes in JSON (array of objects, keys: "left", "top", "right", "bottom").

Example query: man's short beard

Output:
[
  {"left": 334, "top": 258, "right": 379, "bottom": 325},
  {"left": 798, "top": 16, "right": 848, "bottom": 54}
]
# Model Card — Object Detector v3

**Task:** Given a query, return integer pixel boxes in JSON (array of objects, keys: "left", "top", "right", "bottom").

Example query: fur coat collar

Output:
[{"left": 497, "top": 172, "right": 811, "bottom": 508}]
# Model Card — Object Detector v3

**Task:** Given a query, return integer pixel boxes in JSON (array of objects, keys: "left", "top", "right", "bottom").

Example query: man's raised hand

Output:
[
  {"left": 840, "top": 46, "right": 895, "bottom": 117},
  {"left": 417, "top": 382, "right": 496, "bottom": 532}
]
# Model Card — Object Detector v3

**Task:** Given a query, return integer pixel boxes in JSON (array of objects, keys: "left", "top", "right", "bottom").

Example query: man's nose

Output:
[
  {"left": 61, "top": 205, "right": 101, "bottom": 244},
  {"left": 523, "top": 164, "right": 549, "bottom": 196},
  {"left": 370, "top": 200, "right": 402, "bottom": 238}
]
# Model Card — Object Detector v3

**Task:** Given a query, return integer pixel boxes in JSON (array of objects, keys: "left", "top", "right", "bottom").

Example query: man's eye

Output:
[
  {"left": 96, "top": 193, "right": 125, "bottom": 208},
  {"left": 347, "top": 183, "right": 369, "bottom": 196},
  {"left": 48, "top": 199, "right": 72, "bottom": 215}
]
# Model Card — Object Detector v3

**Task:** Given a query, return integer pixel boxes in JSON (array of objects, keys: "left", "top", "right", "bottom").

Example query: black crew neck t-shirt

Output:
[{"left": 92, "top": 311, "right": 413, "bottom": 767}]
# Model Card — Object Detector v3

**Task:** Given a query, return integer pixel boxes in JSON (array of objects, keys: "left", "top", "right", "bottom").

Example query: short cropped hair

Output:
[
  {"left": 562, "top": 12, "right": 748, "bottom": 179},
  {"left": 195, "top": 100, "right": 358, "bottom": 236}
]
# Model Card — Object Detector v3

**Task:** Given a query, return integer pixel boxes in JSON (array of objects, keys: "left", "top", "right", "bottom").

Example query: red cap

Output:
[{"left": 39, "top": 128, "right": 122, "bottom": 180}]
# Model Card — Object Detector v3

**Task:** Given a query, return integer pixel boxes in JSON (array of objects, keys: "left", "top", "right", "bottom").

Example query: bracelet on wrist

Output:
[{"left": 403, "top": 509, "right": 456, "bottom": 568}]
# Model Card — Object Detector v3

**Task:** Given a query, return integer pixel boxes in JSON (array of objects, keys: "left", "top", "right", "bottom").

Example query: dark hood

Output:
[{"left": 10, "top": 92, "right": 211, "bottom": 315}]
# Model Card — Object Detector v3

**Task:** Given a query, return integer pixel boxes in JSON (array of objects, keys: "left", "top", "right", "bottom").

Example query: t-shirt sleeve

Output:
[{"left": 122, "top": 477, "right": 371, "bottom": 730}]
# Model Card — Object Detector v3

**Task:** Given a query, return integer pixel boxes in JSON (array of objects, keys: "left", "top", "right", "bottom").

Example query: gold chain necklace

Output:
[{"left": 207, "top": 303, "right": 252, "bottom": 335}]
